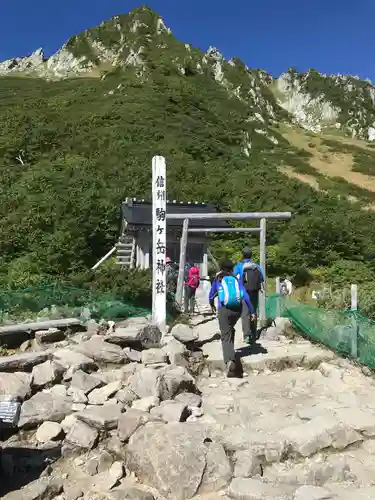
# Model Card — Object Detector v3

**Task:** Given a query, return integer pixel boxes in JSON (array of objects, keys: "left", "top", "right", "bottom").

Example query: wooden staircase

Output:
[{"left": 116, "top": 234, "right": 136, "bottom": 267}]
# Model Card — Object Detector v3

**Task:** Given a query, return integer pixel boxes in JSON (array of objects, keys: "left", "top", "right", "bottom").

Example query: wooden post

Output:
[
  {"left": 276, "top": 277, "right": 281, "bottom": 294},
  {"left": 202, "top": 243, "right": 208, "bottom": 277},
  {"left": 152, "top": 156, "right": 167, "bottom": 333},
  {"left": 176, "top": 218, "right": 189, "bottom": 311},
  {"left": 259, "top": 218, "right": 266, "bottom": 323},
  {"left": 350, "top": 284, "right": 358, "bottom": 359},
  {"left": 351, "top": 284, "right": 358, "bottom": 311}
]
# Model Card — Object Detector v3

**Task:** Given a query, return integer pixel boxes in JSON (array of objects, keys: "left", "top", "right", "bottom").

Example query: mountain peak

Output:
[{"left": 0, "top": 6, "right": 375, "bottom": 141}]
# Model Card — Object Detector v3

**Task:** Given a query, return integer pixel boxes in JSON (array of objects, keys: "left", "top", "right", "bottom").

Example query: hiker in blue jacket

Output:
[
  {"left": 234, "top": 248, "right": 264, "bottom": 345},
  {"left": 208, "top": 259, "right": 255, "bottom": 378}
]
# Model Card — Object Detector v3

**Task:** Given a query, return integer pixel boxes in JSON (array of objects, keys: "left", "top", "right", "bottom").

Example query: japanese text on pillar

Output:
[{"left": 155, "top": 174, "right": 166, "bottom": 295}]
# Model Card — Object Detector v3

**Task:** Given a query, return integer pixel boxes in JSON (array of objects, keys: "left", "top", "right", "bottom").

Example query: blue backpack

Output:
[{"left": 218, "top": 275, "right": 244, "bottom": 308}]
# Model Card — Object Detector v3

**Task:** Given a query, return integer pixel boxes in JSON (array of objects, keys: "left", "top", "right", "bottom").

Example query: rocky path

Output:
[{"left": 1, "top": 314, "right": 375, "bottom": 499}]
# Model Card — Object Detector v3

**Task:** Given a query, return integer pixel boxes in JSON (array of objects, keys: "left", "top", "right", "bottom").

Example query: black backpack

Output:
[{"left": 242, "top": 262, "right": 262, "bottom": 292}]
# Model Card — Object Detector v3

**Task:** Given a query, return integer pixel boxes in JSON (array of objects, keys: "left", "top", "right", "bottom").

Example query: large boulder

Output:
[
  {"left": 127, "top": 422, "right": 209, "bottom": 499},
  {"left": 73, "top": 336, "right": 126, "bottom": 365},
  {"left": 106, "top": 318, "right": 162, "bottom": 349},
  {"left": 0, "top": 372, "right": 31, "bottom": 402},
  {"left": 19, "top": 391, "right": 72, "bottom": 429}
]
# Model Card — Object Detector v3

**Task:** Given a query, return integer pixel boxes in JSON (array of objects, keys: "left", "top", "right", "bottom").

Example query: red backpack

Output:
[{"left": 186, "top": 266, "right": 200, "bottom": 289}]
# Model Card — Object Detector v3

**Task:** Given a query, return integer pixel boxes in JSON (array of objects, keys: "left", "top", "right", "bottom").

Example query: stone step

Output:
[
  {"left": 202, "top": 338, "right": 335, "bottom": 374},
  {"left": 116, "top": 249, "right": 132, "bottom": 256}
]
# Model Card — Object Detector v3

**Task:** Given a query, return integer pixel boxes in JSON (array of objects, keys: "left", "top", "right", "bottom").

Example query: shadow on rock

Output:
[
  {"left": 190, "top": 332, "right": 221, "bottom": 348},
  {"left": 0, "top": 443, "right": 61, "bottom": 497},
  {"left": 236, "top": 343, "right": 268, "bottom": 358}
]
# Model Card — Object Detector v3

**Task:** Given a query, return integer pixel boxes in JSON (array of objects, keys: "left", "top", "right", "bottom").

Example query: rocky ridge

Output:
[
  {"left": 1, "top": 314, "right": 375, "bottom": 499},
  {"left": 1, "top": 6, "right": 375, "bottom": 141}
]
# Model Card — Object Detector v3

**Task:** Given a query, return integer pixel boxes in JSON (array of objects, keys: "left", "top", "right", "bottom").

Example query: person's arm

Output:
[
  {"left": 208, "top": 280, "right": 218, "bottom": 302},
  {"left": 208, "top": 280, "right": 218, "bottom": 312},
  {"left": 241, "top": 283, "right": 254, "bottom": 315}
]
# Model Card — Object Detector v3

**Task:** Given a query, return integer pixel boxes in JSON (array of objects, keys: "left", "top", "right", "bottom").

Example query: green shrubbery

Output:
[{"left": 1, "top": 22, "right": 375, "bottom": 304}]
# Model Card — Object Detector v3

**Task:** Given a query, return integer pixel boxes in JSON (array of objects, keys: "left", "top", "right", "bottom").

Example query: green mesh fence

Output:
[
  {"left": 0, "top": 284, "right": 151, "bottom": 323},
  {"left": 266, "top": 294, "right": 375, "bottom": 369}
]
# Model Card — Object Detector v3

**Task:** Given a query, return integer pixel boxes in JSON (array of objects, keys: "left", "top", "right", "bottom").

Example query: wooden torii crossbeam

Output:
[{"left": 167, "top": 212, "right": 292, "bottom": 322}]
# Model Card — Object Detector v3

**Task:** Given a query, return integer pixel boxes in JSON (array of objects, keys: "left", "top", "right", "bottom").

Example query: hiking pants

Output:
[
  {"left": 184, "top": 286, "right": 196, "bottom": 313},
  {"left": 242, "top": 292, "right": 259, "bottom": 342},
  {"left": 218, "top": 306, "right": 242, "bottom": 364}
]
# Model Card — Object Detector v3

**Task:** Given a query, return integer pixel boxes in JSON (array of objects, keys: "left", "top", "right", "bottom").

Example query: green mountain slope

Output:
[{"left": 0, "top": 6, "right": 375, "bottom": 289}]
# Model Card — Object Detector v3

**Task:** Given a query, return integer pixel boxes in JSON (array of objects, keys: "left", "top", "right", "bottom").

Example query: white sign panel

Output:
[{"left": 152, "top": 156, "right": 167, "bottom": 332}]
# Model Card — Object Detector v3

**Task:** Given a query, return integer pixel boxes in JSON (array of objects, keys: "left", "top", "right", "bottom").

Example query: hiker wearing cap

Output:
[
  {"left": 208, "top": 259, "right": 255, "bottom": 378},
  {"left": 234, "top": 248, "right": 264, "bottom": 345},
  {"left": 166, "top": 256, "right": 179, "bottom": 294}
]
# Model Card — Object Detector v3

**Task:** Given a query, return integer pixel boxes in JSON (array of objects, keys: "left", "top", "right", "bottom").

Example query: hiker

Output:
[
  {"left": 184, "top": 262, "right": 201, "bottom": 314},
  {"left": 166, "top": 256, "right": 179, "bottom": 294},
  {"left": 234, "top": 247, "right": 264, "bottom": 345},
  {"left": 208, "top": 259, "right": 255, "bottom": 377},
  {"left": 280, "top": 277, "right": 292, "bottom": 296}
]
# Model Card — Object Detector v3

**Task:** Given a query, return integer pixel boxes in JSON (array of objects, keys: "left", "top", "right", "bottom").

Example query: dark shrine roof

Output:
[{"left": 122, "top": 198, "right": 231, "bottom": 230}]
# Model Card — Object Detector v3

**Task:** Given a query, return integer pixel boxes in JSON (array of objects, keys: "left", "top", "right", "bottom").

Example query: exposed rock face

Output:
[
  {"left": 276, "top": 70, "right": 375, "bottom": 140},
  {"left": 276, "top": 72, "right": 340, "bottom": 133}
]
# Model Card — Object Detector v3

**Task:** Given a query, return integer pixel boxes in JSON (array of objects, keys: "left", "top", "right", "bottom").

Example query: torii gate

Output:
[{"left": 151, "top": 156, "right": 292, "bottom": 332}]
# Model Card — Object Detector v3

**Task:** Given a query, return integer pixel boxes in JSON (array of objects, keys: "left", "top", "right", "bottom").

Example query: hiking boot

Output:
[
  {"left": 226, "top": 361, "right": 237, "bottom": 378},
  {"left": 226, "top": 360, "right": 243, "bottom": 379}
]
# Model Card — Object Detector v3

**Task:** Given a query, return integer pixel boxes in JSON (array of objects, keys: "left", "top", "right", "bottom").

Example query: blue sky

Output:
[{"left": 1, "top": 0, "right": 374, "bottom": 80}]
